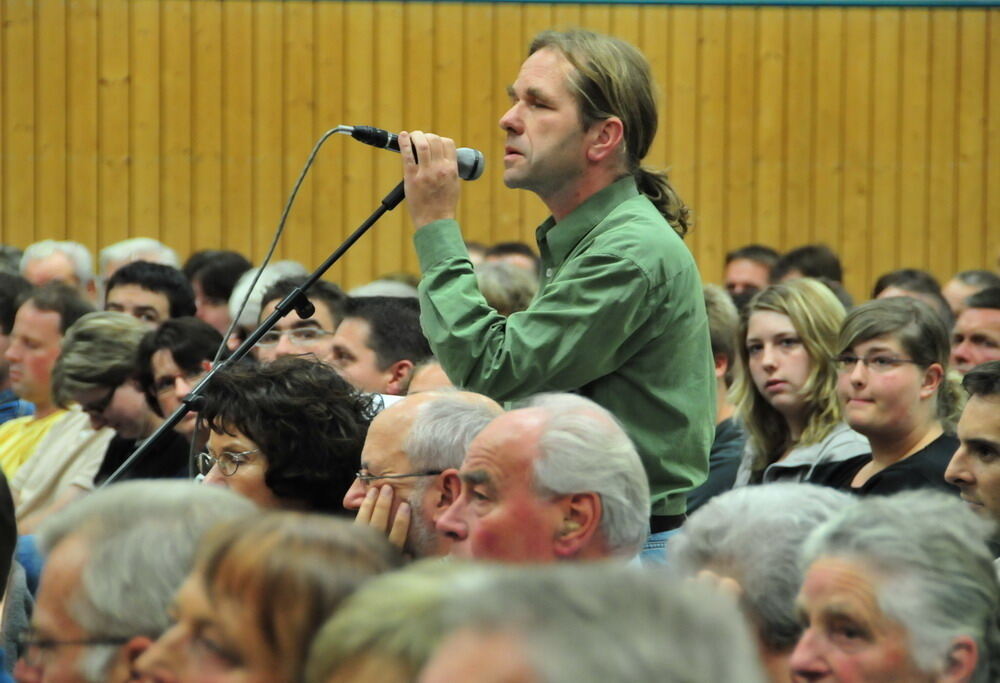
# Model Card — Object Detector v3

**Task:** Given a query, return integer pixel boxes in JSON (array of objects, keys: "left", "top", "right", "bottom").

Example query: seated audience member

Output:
[
  {"left": 0, "top": 274, "right": 34, "bottom": 425},
  {"left": 19, "top": 241, "right": 96, "bottom": 300},
  {"left": 483, "top": 241, "right": 541, "bottom": 276},
  {"left": 136, "top": 317, "right": 224, "bottom": 444},
  {"left": 184, "top": 250, "right": 251, "bottom": 335},
  {"left": 872, "top": 267, "right": 952, "bottom": 326},
  {"left": 945, "top": 361, "right": 1000, "bottom": 529},
  {"left": 53, "top": 312, "right": 189, "bottom": 484},
  {"left": 98, "top": 238, "right": 179, "bottom": 283},
  {"left": 420, "top": 565, "right": 766, "bottom": 683},
  {"left": 436, "top": 393, "right": 650, "bottom": 563},
  {"left": 671, "top": 483, "right": 854, "bottom": 682},
  {"left": 0, "top": 284, "right": 111, "bottom": 533},
  {"left": 0, "top": 246, "right": 23, "bottom": 275},
  {"left": 733, "top": 280, "right": 869, "bottom": 485},
  {"left": 809, "top": 298, "right": 962, "bottom": 495},
  {"left": 344, "top": 391, "right": 502, "bottom": 558},
  {"left": 331, "top": 296, "right": 432, "bottom": 395},
  {"left": 348, "top": 279, "right": 419, "bottom": 298},
  {"left": 254, "top": 276, "right": 346, "bottom": 365},
  {"left": 474, "top": 261, "right": 538, "bottom": 316},
  {"left": 226, "top": 260, "right": 308, "bottom": 346},
  {"left": 791, "top": 491, "right": 1000, "bottom": 681},
  {"left": 407, "top": 358, "right": 454, "bottom": 394},
  {"left": 310, "top": 563, "right": 764, "bottom": 683},
  {"left": 465, "top": 241, "right": 487, "bottom": 267},
  {"left": 943, "top": 269, "right": 1000, "bottom": 317},
  {"left": 771, "top": 244, "right": 843, "bottom": 285},
  {"left": 952, "top": 286, "right": 1000, "bottom": 375},
  {"left": 135, "top": 512, "right": 402, "bottom": 683},
  {"left": 14, "top": 481, "right": 254, "bottom": 683},
  {"left": 103, "top": 261, "right": 195, "bottom": 328},
  {"left": 199, "top": 356, "right": 374, "bottom": 513},
  {"left": 724, "top": 244, "right": 780, "bottom": 298},
  {"left": 686, "top": 285, "right": 746, "bottom": 513}
]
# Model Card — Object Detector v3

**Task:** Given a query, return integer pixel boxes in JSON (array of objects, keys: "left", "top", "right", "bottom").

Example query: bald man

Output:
[{"left": 343, "top": 391, "right": 501, "bottom": 558}]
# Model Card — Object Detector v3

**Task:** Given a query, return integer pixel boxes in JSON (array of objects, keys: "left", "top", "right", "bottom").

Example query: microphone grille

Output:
[{"left": 457, "top": 148, "right": 486, "bottom": 181}]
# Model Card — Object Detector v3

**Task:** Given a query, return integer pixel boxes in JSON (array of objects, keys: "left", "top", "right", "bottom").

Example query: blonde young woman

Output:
[
  {"left": 733, "top": 279, "right": 869, "bottom": 485},
  {"left": 807, "top": 297, "right": 962, "bottom": 495}
]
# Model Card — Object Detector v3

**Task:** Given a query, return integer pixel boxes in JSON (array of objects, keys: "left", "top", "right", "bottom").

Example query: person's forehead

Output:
[
  {"left": 958, "top": 308, "right": 1000, "bottom": 333},
  {"left": 959, "top": 395, "right": 1000, "bottom": 442},
  {"left": 108, "top": 283, "right": 169, "bottom": 306},
  {"left": 514, "top": 48, "right": 576, "bottom": 96},
  {"left": 335, "top": 317, "right": 373, "bottom": 346},
  {"left": 361, "top": 411, "right": 412, "bottom": 472},
  {"left": 150, "top": 348, "right": 182, "bottom": 377},
  {"left": 14, "top": 301, "right": 62, "bottom": 338},
  {"left": 261, "top": 297, "right": 337, "bottom": 331},
  {"left": 463, "top": 410, "right": 546, "bottom": 480}
]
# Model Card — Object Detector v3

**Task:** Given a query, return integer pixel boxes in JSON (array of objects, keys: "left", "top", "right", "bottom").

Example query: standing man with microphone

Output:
[{"left": 399, "top": 29, "right": 714, "bottom": 563}]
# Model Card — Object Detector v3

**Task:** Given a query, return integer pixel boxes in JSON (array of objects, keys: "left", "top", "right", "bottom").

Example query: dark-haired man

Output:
[
  {"left": 104, "top": 260, "right": 196, "bottom": 328},
  {"left": 330, "top": 296, "right": 432, "bottom": 395},
  {"left": 723, "top": 244, "right": 779, "bottom": 298},
  {"left": 254, "top": 277, "right": 346, "bottom": 366},
  {"left": 399, "top": 29, "right": 714, "bottom": 562},
  {"left": 0, "top": 284, "right": 112, "bottom": 532},
  {"left": 951, "top": 287, "right": 1000, "bottom": 376}
]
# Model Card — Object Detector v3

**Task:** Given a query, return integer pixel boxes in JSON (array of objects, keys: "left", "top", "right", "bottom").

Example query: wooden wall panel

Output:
[{"left": 0, "top": 0, "right": 996, "bottom": 301}]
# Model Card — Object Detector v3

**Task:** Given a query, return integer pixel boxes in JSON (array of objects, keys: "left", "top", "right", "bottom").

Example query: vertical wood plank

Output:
[
  {"left": 869, "top": 9, "right": 901, "bottom": 291},
  {"left": 696, "top": 8, "right": 728, "bottom": 271},
  {"left": 191, "top": 0, "right": 223, "bottom": 252},
  {"left": 4, "top": 0, "right": 35, "bottom": 245},
  {"left": 314, "top": 0, "right": 345, "bottom": 284},
  {"left": 252, "top": 0, "right": 284, "bottom": 265},
  {"left": 926, "top": 10, "right": 959, "bottom": 282},
  {"left": 898, "top": 9, "right": 931, "bottom": 284},
  {"left": 68, "top": 0, "right": 99, "bottom": 248},
  {"left": 812, "top": 9, "right": 844, "bottom": 255},
  {"left": 131, "top": 0, "right": 161, "bottom": 241},
  {"left": 784, "top": 8, "right": 815, "bottom": 252},
  {"left": 955, "top": 9, "right": 987, "bottom": 280},
  {"left": 491, "top": 2, "right": 524, "bottom": 245},
  {"left": 755, "top": 8, "right": 785, "bottom": 249},
  {"left": 283, "top": 0, "right": 316, "bottom": 268},
  {"left": 161, "top": 0, "right": 193, "bottom": 257},
  {"left": 36, "top": 0, "right": 67, "bottom": 242},
  {"left": 372, "top": 0, "right": 404, "bottom": 277},
  {"left": 99, "top": 0, "right": 131, "bottom": 247},
  {"left": 840, "top": 9, "right": 872, "bottom": 296},
  {"left": 668, "top": 7, "right": 698, "bottom": 255},
  {"left": 987, "top": 10, "right": 1000, "bottom": 271},
  {"left": 726, "top": 7, "right": 756, "bottom": 263},
  {"left": 343, "top": 1, "right": 374, "bottom": 288},
  {"left": 221, "top": 0, "right": 254, "bottom": 259}
]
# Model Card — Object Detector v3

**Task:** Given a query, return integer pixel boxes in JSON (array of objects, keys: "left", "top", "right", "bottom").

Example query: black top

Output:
[
  {"left": 807, "top": 432, "right": 959, "bottom": 496},
  {"left": 686, "top": 417, "right": 747, "bottom": 514},
  {"left": 94, "top": 431, "right": 191, "bottom": 485}
]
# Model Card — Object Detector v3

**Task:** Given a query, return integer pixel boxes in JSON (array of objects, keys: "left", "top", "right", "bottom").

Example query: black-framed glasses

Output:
[
  {"left": 79, "top": 386, "right": 117, "bottom": 417},
  {"left": 257, "top": 327, "right": 333, "bottom": 347},
  {"left": 15, "top": 632, "right": 130, "bottom": 668},
  {"left": 197, "top": 448, "right": 261, "bottom": 477},
  {"left": 835, "top": 354, "right": 922, "bottom": 374},
  {"left": 355, "top": 470, "right": 443, "bottom": 489}
]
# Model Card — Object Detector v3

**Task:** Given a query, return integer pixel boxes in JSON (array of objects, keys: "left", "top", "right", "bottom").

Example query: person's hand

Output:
[
  {"left": 692, "top": 568, "right": 744, "bottom": 600},
  {"left": 354, "top": 484, "right": 411, "bottom": 549},
  {"left": 400, "top": 130, "right": 461, "bottom": 230}
]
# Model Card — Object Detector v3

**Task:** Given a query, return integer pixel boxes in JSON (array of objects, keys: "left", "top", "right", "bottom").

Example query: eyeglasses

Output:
[
  {"left": 835, "top": 354, "right": 922, "bottom": 373},
  {"left": 197, "top": 448, "right": 261, "bottom": 477},
  {"left": 79, "top": 386, "right": 116, "bottom": 417},
  {"left": 15, "top": 632, "right": 130, "bottom": 669},
  {"left": 257, "top": 327, "right": 333, "bottom": 347},
  {"left": 154, "top": 369, "right": 207, "bottom": 397},
  {"left": 355, "top": 470, "right": 443, "bottom": 489}
]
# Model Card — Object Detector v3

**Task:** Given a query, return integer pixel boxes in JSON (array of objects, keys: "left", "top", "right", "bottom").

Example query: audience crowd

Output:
[{"left": 0, "top": 27, "right": 999, "bottom": 683}]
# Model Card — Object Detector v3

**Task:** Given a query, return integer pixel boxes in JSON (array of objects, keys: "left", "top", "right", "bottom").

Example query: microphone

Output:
[{"left": 341, "top": 125, "right": 485, "bottom": 181}]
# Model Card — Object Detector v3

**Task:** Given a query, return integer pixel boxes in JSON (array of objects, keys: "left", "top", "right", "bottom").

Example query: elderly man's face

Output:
[
  {"left": 790, "top": 556, "right": 932, "bottom": 683},
  {"left": 945, "top": 394, "right": 1000, "bottom": 524},
  {"left": 435, "top": 409, "right": 564, "bottom": 563},
  {"left": 951, "top": 308, "right": 1000, "bottom": 375},
  {"left": 23, "top": 252, "right": 79, "bottom": 288},
  {"left": 15, "top": 536, "right": 113, "bottom": 682}
]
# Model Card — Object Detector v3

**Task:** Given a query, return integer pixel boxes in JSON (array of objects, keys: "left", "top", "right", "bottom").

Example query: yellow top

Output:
[{"left": 0, "top": 410, "right": 68, "bottom": 478}]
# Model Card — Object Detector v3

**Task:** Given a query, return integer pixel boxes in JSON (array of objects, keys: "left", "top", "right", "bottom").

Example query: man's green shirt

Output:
[{"left": 413, "top": 176, "right": 714, "bottom": 515}]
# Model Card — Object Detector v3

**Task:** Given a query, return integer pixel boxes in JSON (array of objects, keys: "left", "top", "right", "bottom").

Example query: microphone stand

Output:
[{"left": 102, "top": 180, "right": 406, "bottom": 485}]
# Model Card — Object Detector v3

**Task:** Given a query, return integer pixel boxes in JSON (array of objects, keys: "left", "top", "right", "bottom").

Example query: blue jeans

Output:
[{"left": 639, "top": 528, "right": 682, "bottom": 566}]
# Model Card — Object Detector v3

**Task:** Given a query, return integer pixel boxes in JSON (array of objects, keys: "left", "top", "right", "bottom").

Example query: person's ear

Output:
[
  {"left": 713, "top": 352, "right": 729, "bottom": 381},
  {"left": 939, "top": 635, "right": 978, "bottom": 682},
  {"left": 553, "top": 492, "right": 602, "bottom": 558},
  {"left": 433, "top": 470, "right": 463, "bottom": 521},
  {"left": 920, "top": 362, "right": 944, "bottom": 399},
  {"left": 200, "top": 359, "right": 213, "bottom": 373},
  {"left": 386, "top": 360, "right": 415, "bottom": 396},
  {"left": 586, "top": 117, "right": 624, "bottom": 164}
]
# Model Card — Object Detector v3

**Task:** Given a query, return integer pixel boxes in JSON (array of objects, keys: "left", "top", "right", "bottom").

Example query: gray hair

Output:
[
  {"left": 98, "top": 238, "right": 179, "bottom": 278},
  {"left": 475, "top": 261, "right": 538, "bottom": 316},
  {"left": 348, "top": 280, "right": 419, "bottom": 298},
  {"left": 37, "top": 481, "right": 257, "bottom": 681},
  {"left": 524, "top": 393, "right": 650, "bottom": 557},
  {"left": 51, "top": 311, "right": 148, "bottom": 407},
  {"left": 404, "top": 394, "right": 503, "bottom": 473},
  {"left": 228, "top": 260, "right": 308, "bottom": 329},
  {"left": 801, "top": 491, "right": 1000, "bottom": 681},
  {"left": 669, "top": 483, "right": 854, "bottom": 652},
  {"left": 20, "top": 240, "right": 94, "bottom": 284},
  {"left": 434, "top": 564, "right": 767, "bottom": 683}
]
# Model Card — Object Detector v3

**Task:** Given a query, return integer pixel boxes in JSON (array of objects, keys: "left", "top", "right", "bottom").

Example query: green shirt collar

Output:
[{"left": 536, "top": 175, "right": 640, "bottom": 268}]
